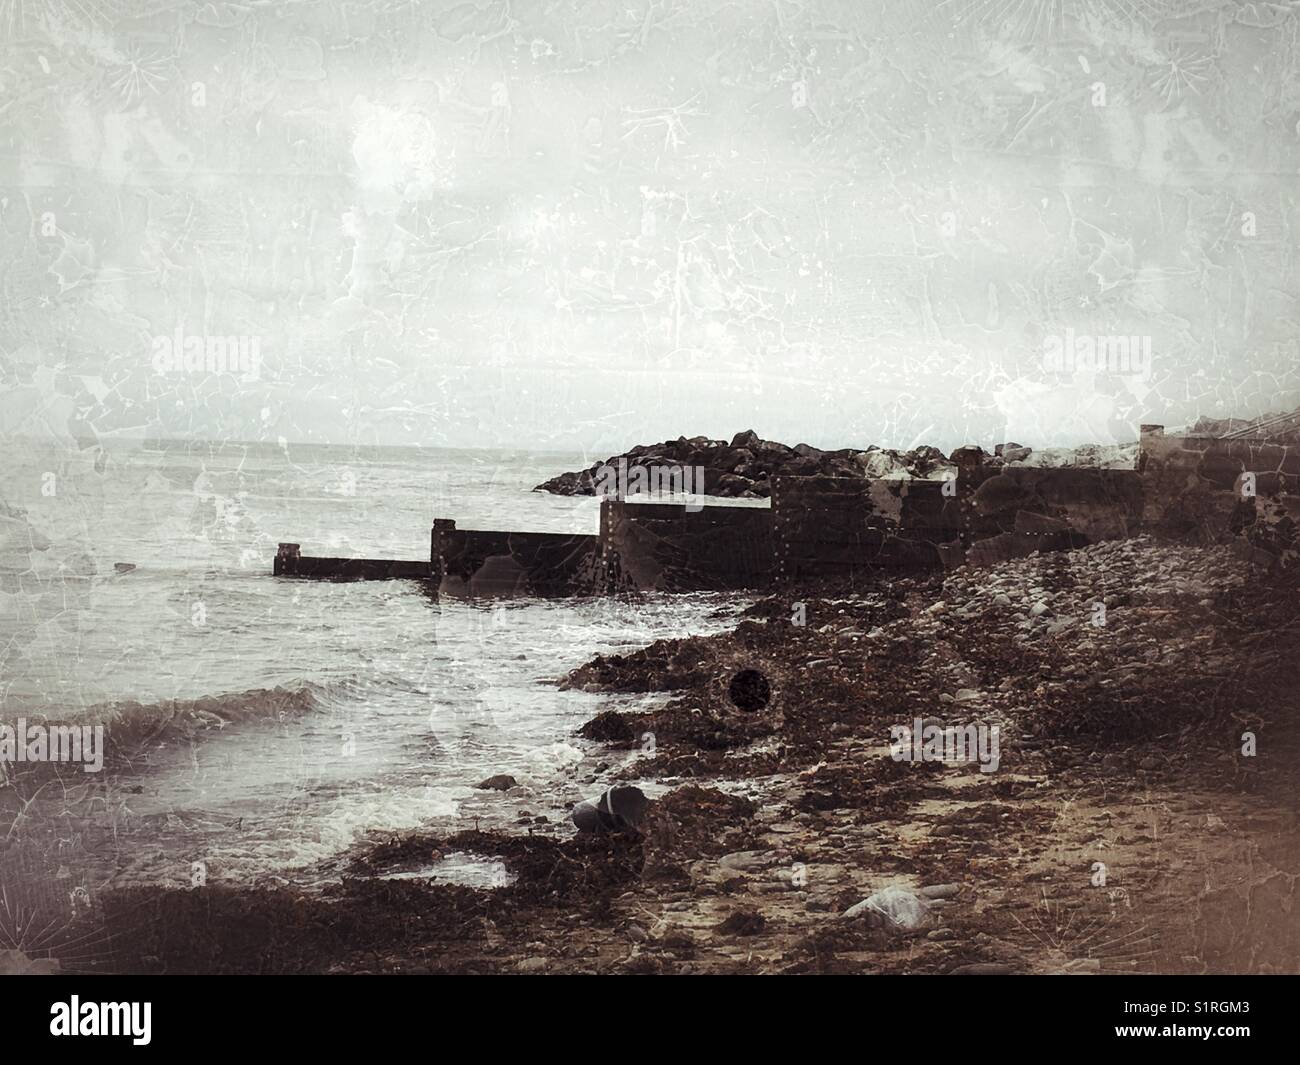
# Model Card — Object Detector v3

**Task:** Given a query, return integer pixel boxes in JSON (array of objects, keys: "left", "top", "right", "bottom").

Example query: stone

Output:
[
  {"left": 950, "top": 444, "right": 988, "bottom": 468},
  {"left": 476, "top": 774, "right": 517, "bottom": 790},
  {"left": 715, "top": 473, "right": 755, "bottom": 495},
  {"left": 716, "top": 910, "right": 766, "bottom": 936},
  {"left": 718, "top": 850, "right": 778, "bottom": 873}
]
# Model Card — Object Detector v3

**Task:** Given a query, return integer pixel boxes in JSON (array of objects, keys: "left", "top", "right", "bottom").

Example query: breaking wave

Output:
[{"left": 2, "top": 684, "right": 331, "bottom": 771}]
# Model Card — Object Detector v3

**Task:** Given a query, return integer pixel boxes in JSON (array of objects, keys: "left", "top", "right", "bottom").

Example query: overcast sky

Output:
[{"left": 2, "top": 0, "right": 1298, "bottom": 454}]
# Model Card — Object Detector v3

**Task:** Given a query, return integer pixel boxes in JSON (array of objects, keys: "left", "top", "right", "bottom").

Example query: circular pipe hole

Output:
[{"left": 728, "top": 668, "right": 771, "bottom": 712}]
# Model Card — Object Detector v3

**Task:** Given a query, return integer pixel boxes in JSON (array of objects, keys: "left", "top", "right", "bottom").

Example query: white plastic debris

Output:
[{"left": 842, "top": 886, "right": 931, "bottom": 930}]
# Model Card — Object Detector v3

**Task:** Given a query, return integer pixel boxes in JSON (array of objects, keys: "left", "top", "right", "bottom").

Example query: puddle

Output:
[{"left": 374, "top": 851, "right": 515, "bottom": 889}]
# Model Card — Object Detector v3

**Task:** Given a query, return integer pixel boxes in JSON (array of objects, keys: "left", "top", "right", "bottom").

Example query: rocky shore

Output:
[
  {"left": 533, "top": 429, "right": 1138, "bottom": 499},
  {"left": 86, "top": 536, "right": 1300, "bottom": 974}
]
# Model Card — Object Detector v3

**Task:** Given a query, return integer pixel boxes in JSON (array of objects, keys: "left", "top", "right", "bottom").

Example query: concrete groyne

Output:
[{"left": 273, "top": 425, "right": 1298, "bottom": 595}]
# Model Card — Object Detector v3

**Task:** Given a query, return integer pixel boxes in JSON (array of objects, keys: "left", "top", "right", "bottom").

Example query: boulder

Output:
[
  {"left": 949, "top": 444, "right": 987, "bottom": 468},
  {"left": 785, "top": 455, "right": 822, "bottom": 476},
  {"left": 717, "top": 447, "right": 753, "bottom": 473},
  {"left": 715, "top": 473, "right": 755, "bottom": 495}
]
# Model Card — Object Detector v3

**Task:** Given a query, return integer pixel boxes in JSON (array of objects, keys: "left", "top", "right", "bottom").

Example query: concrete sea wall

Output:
[{"left": 274, "top": 424, "right": 1297, "bottom": 593}]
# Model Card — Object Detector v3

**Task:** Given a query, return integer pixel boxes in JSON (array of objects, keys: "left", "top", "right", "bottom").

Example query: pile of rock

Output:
[
  {"left": 854, "top": 535, "right": 1254, "bottom": 743},
  {"left": 534, "top": 431, "right": 1141, "bottom": 501},
  {"left": 536, "top": 430, "right": 946, "bottom": 499},
  {"left": 1006, "top": 441, "right": 1138, "bottom": 469}
]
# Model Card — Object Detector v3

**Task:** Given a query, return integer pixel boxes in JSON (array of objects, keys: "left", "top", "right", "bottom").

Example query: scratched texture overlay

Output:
[{"left": 0, "top": 1, "right": 1298, "bottom": 979}]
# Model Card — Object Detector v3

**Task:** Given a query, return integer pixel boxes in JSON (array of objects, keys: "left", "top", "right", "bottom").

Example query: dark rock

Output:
[
  {"left": 476, "top": 774, "right": 517, "bottom": 791},
  {"left": 911, "top": 445, "right": 949, "bottom": 472},
  {"left": 717, "top": 447, "right": 753, "bottom": 472},
  {"left": 785, "top": 455, "right": 822, "bottom": 476},
  {"left": 715, "top": 910, "right": 766, "bottom": 936},
  {"left": 536, "top": 433, "right": 961, "bottom": 499},
  {"left": 717, "top": 472, "right": 755, "bottom": 492},
  {"left": 576, "top": 710, "right": 639, "bottom": 742},
  {"left": 950, "top": 444, "right": 987, "bottom": 467}
]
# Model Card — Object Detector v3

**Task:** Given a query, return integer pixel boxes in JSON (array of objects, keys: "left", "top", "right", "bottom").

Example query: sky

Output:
[{"left": 2, "top": 0, "right": 1299, "bottom": 455}]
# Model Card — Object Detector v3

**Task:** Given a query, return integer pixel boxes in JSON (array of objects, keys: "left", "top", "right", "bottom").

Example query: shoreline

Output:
[{"left": 47, "top": 535, "right": 1300, "bottom": 974}]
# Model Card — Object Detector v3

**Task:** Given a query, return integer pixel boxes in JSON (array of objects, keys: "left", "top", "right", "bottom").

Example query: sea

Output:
[{"left": 0, "top": 438, "right": 747, "bottom": 905}]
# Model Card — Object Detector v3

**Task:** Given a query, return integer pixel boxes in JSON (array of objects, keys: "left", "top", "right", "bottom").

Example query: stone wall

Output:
[
  {"left": 432, "top": 519, "right": 601, "bottom": 597},
  {"left": 281, "top": 426, "right": 1297, "bottom": 592},
  {"left": 771, "top": 475, "right": 960, "bottom": 583},
  {"left": 598, "top": 501, "right": 773, "bottom": 592},
  {"left": 273, "top": 543, "right": 431, "bottom": 580},
  {"left": 1139, "top": 424, "right": 1297, "bottom": 564}
]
